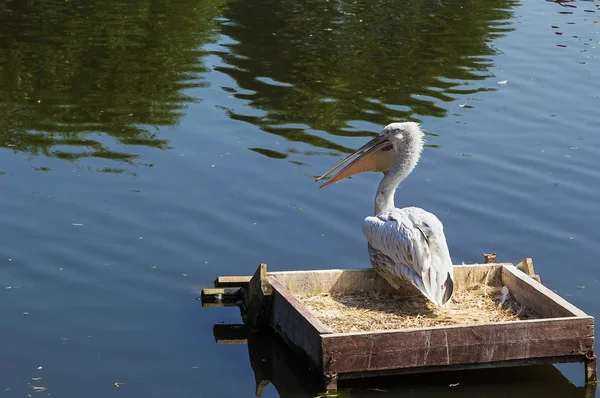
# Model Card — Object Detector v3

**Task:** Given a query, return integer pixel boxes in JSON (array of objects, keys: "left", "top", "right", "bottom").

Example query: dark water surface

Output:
[{"left": 1, "top": 0, "right": 599, "bottom": 396}]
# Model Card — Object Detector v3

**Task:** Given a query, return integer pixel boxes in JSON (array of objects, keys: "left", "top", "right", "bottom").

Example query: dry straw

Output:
[{"left": 296, "top": 285, "right": 540, "bottom": 333}]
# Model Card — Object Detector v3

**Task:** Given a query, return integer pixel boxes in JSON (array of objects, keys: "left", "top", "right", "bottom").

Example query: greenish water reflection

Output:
[
  {"left": 214, "top": 0, "right": 518, "bottom": 158},
  {"left": 0, "top": 0, "right": 225, "bottom": 165},
  {"left": 0, "top": 0, "right": 519, "bottom": 167}
]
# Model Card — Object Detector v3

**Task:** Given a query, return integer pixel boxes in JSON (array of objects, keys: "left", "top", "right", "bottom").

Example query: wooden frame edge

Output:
[
  {"left": 269, "top": 277, "right": 334, "bottom": 334},
  {"left": 501, "top": 264, "right": 590, "bottom": 318}
]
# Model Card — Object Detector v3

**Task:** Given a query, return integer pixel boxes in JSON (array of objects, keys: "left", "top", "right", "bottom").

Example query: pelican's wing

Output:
[{"left": 362, "top": 207, "right": 454, "bottom": 305}]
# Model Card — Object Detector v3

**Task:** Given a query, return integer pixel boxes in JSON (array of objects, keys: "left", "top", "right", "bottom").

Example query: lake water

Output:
[{"left": 0, "top": 0, "right": 599, "bottom": 396}]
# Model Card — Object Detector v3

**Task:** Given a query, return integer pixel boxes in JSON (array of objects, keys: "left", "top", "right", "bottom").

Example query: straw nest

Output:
[{"left": 296, "top": 286, "right": 540, "bottom": 333}]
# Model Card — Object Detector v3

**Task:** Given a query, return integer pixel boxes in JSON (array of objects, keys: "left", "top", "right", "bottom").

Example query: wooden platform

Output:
[{"left": 203, "top": 257, "right": 596, "bottom": 391}]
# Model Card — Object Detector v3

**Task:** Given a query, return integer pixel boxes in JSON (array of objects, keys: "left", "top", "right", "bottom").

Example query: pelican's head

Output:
[{"left": 316, "top": 122, "right": 424, "bottom": 188}]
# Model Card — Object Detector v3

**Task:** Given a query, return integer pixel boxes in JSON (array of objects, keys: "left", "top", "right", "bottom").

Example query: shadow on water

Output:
[
  {"left": 0, "top": 0, "right": 226, "bottom": 169},
  {"left": 213, "top": 324, "right": 594, "bottom": 398},
  {"left": 212, "top": 0, "right": 519, "bottom": 160}
]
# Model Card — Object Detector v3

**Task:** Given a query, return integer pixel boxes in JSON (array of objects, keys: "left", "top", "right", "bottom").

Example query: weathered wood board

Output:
[
  {"left": 265, "top": 262, "right": 596, "bottom": 389},
  {"left": 208, "top": 260, "right": 596, "bottom": 390},
  {"left": 269, "top": 279, "right": 332, "bottom": 369},
  {"left": 321, "top": 317, "right": 594, "bottom": 374},
  {"left": 268, "top": 263, "right": 506, "bottom": 294},
  {"left": 501, "top": 265, "right": 585, "bottom": 318}
]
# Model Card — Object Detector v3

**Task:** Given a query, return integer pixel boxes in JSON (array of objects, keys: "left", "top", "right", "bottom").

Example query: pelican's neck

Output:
[{"left": 374, "top": 135, "right": 423, "bottom": 215}]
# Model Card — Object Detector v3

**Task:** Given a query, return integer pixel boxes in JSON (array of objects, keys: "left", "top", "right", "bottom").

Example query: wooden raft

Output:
[{"left": 203, "top": 257, "right": 596, "bottom": 391}]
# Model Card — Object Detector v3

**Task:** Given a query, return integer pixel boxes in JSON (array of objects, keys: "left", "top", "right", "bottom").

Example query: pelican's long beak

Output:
[{"left": 316, "top": 135, "right": 394, "bottom": 188}]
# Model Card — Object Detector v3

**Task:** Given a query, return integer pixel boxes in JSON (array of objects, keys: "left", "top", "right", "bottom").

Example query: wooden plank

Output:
[
  {"left": 201, "top": 287, "right": 241, "bottom": 297},
  {"left": 501, "top": 265, "right": 588, "bottom": 318},
  {"left": 515, "top": 258, "right": 541, "bottom": 283},
  {"left": 269, "top": 269, "right": 398, "bottom": 296},
  {"left": 516, "top": 258, "right": 535, "bottom": 276},
  {"left": 454, "top": 263, "right": 504, "bottom": 289},
  {"left": 243, "top": 264, "right": 273, "bottom": 329},
  {"left": 216, "top": 338, "right": 248, "bottom": 345},
  {"left": 336, "top": 354, "right": 589, "bottom": 380},
  {"left": 321, "top": 317, "right": 594, "bottom": 374},
  {"left": 268, "top": 264, "right": 509, "bottom": 296},
  {"left": 269, "top": 278, "right": 332, "bottom": 369},
  {"left": 269, "top": 278, "right": 334, "bottom": 335},
  {"left": 214, "top": 276, "right": 252, "bottom": 288},
  {"left": 201, "top": 287, "right": 242, "bottom": 306}
]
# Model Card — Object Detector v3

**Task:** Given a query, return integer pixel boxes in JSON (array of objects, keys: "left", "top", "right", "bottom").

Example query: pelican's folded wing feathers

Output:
[{"left": 362, "top": 207, "right": 453, "bottom": 305}]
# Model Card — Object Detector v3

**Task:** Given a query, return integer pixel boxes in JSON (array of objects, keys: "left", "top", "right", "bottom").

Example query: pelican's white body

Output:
[
  {"left": 319, "top": 122, "right": 455, "bottom": 306},
  {"left": 363, "top": 206, "right": 453, "bottom": 306}
]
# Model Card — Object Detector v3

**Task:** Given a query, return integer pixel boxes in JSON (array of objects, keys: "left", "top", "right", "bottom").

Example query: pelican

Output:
[{"left": 317, "top": 122, "right": 454, "bottom": 306}]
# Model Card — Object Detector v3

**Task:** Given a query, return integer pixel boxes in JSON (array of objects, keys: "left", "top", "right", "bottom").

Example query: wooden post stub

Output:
[
  {"left": 585, "top": 352, "right": 597, "bottom": 384},
  {"left": 515, "top": 258, "right": 541, "bottom": 282},
  {"left": 244, "top": 263, "right": 273, "bottom": 330},
  {"left": 323, "top": 372, "right": 338, "bottom": 392},
  {"left": 255, "top": 380, "right": 270, "bottom": 397},
  {"left": 483, "top": 253, "right": 497, "bottom": 264}
]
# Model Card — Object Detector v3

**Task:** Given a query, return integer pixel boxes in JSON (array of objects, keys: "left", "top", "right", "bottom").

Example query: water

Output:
[{"left": 0, "top": 0, "right": 598, "bottom": 396}]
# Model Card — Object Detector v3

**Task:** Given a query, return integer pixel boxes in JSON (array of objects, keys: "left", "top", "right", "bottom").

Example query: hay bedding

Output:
[{"left": 296, "top": 286, "right": 540, "bottom": 333}]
